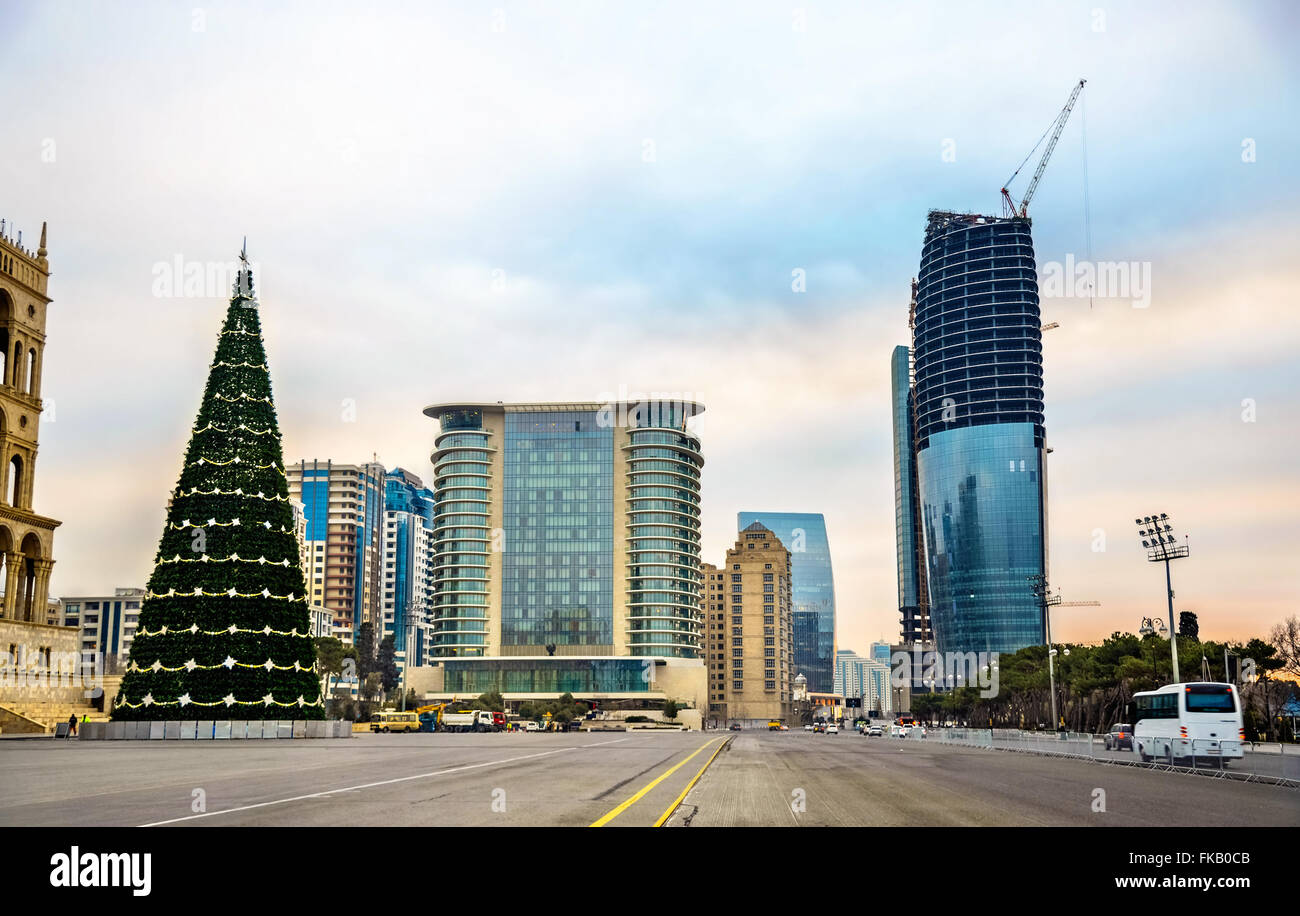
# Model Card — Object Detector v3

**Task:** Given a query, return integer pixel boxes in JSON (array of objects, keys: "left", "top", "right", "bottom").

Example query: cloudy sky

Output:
[{"left": 3, "top": 0, "right": 1297, "bottom": 652}]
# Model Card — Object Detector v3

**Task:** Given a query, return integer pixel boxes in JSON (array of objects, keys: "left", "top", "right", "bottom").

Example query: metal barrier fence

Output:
[{"left": 928, "top": 727, "right": 1298, "bottom": 787}]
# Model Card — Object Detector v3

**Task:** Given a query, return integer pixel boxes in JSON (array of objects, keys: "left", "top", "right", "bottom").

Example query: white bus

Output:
[{"left": 1132, "top": 682, "right": 1245, "bottom": 765}]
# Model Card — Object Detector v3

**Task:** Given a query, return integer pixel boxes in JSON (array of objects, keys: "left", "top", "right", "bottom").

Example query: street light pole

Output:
[
  {"left": 1135, "top": 514, "right": 1188, "bottom": 684},
  {"left": 1028, "top": 575, "right": 1063, "bottom": 730}
]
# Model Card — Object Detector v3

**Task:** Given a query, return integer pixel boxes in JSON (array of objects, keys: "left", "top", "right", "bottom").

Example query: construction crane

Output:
[
  {"left": 1059, "top": 600, "right": 1101, "bottom": 608},
  {"left": 1001, "top": 79, "right": 1086, "bottom": 218}
]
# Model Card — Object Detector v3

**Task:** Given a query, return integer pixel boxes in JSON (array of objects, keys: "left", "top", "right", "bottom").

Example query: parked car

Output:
[
  {"left": 867, "top": 726, "right": 882, "bottom": 737},
  {"left": 729, "top": 722, "right": 743, "bottom": 731},
  {"left": 523, "top": 721, "right": 541, "bottom": 732},
  {"left": 1104, "top": 723, "right": 1134, "bottom": 751}
]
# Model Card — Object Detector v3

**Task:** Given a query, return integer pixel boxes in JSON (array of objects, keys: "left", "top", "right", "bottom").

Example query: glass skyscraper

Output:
[
  {"left": 891, "top": 344, "right": 930, "bottom": 644},
  {"left": 425, "top": 400, "right": 706, "bottom": 660},
  {"left": 383, "top": 468, "right": 435, "bottom": 669},
  {"left": 736, "top": 511, "right": 835, "bottom": 694},
  {"left": 905, "top": 211, "right": 1047, "bottom": 658}
]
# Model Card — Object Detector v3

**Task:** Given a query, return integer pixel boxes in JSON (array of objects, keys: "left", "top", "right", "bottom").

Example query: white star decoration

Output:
[
  {"left": 184, "top": 659, "right": 197, "bottom": 671},
  {"left": 142, "top": 693, "right": 155, "bottom": 707},
  {"left": 223, "top": 694, "right": 236, "bottom": 707},
  {"left": 178, "top": 694, "right": 191, "bottom": 706},
  {"left": 262, "top": 693, "right": 274, "bottom": 706}
]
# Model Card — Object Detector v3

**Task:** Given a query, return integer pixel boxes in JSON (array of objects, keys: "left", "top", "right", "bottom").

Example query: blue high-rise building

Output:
[
  {"left": 383, "top": 468, "right": 436, "bottom": 669},
  {"left": 891, "top": 342, "right": 930, "bottom": 645},
  {"left": 905, "top": 211, "right": 1048, "bottom": 657},
  {"left": 736, "top": 511, "right": 835, "bottom": 694}
]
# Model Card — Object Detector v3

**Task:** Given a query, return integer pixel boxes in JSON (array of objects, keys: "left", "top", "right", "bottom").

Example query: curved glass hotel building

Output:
[
  {"left": 896, "top": 211, "right": 1048, "bottom": 657},
  {"left": 414, "top": 400, "right": 710, "bottom": 718}
]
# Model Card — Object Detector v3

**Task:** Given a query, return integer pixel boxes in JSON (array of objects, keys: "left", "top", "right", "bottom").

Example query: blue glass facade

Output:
[
  {"left": 891, "top": 345, "right": 929, "bottom": 643},
  {"left": 917, "top": 424, "right": 1046, "bottom": 655},
  {"left": 385, "top": 469, "right": 435, "bottom": 667},
  {"left": 442, "top": 657, "right": 651, "bottom": 694},
  {"left": 736, "top": 511, "right": 835, "bottom": 694},
  {"left": 502, "top": 410, "right": 614, "bottom": 648}
]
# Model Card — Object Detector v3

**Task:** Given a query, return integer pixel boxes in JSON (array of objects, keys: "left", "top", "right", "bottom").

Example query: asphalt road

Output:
[
  {"left": 668, "top": 731, "right": 1300, "bottom": 827},
  {"left": 1, "top": 730, "right": 1295, "bottom": 827},
  {"left": 0, "top": 731, "right": 720, "bottom": 827}
]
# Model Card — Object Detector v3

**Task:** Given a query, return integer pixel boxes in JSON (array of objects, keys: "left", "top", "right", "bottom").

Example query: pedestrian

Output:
[{"left": 67, "top": 714, "right": 78, "bottom": 738}]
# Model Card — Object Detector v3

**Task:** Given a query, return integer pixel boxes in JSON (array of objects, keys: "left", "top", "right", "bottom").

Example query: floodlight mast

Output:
[
  {"left": 1028, "top": 574, "right": 1064, "bottom": 729},
  {"left": 1134, "top": 513, "right": 1190, "bottom": 683}
]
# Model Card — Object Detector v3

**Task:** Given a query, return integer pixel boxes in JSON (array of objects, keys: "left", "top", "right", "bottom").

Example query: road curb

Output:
[{"left": 654, "top": 735, "right": 733, "bottom": 827}]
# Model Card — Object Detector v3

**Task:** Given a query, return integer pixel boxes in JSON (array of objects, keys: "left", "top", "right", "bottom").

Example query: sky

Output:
[{"left": 2, "top": 0, "right": 1297, "bottom": 652}]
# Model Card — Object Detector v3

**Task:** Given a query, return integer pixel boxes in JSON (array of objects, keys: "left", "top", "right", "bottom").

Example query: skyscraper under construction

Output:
[{"left": 895, "top": 211, "right": 1048, "bottom": 658}]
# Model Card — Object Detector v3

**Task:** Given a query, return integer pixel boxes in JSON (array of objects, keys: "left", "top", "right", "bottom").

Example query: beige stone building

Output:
[
  {"left": 0, "top": 220, "right": 90, "bottom": 733},
  {"left": 704, "top": 522, "right": 795, "bottom": 725}
]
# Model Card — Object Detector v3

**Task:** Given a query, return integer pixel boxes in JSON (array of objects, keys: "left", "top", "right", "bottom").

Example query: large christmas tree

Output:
[{"left": 113, "top": 252, "right": 323, "bottom": 720}]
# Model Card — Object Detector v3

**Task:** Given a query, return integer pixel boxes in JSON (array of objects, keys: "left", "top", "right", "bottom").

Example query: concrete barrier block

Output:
[
  {"left": 179, "top": 721, "right": 197, "bottom": 739},
  {"left": 305, "top": 720, "right": 325, "bottom": 739},
  {"left": 277, "top": 720, "right": 293, "bottom": 738},
  {"left": 133, "top": 721, "right": 151, "bottom": 740},
  {"left": 164, "top": 721, "right": 181, "bottom": 739},
  {"left": 107, "top": 721, "right": 126, "bottom": 740},
  {"left": 213, "top": 721, "right": 232, "bottom": 739},
  {"left": 81, "top": 722, "right": 106, "bottom": 740},
  {"left": 196, "top": 720, "right": 213, "bottom": 739},
  {"left": 260, "top": 720, "right": 278, "bottom": 738},
  {"left": 149, "top": 721, "right": 165, "bottom": 740},
  {"left": 292, "top": 720, "right": 306, "bottom": 738}
]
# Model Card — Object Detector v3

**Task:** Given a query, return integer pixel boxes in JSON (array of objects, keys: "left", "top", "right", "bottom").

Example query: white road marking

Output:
[{"left": 138, "top": 738, "right": 630, "bottom": 826}]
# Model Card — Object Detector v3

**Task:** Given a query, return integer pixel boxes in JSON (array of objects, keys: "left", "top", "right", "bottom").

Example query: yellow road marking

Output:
[
  {"left": 589, "top": 737, "right": 723, "bottom": 827},
  {"left": 653, "top": 736, "right": 731, "bottom": 827}
]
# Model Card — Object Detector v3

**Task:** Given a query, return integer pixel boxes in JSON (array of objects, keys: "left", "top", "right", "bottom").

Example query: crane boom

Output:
[{"left": 1001, "top": 79, "right": 1086, "bottom": 218}]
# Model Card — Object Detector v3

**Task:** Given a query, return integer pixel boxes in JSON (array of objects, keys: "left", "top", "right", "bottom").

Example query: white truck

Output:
[{"left": 439, "top": 710, "right": 500, "bottom": 733}]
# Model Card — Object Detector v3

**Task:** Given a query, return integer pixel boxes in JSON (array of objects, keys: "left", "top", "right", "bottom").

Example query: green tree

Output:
[
  {"left": 1178, "top": 611, "right": 1199, "bottom": 642},
  {"left": 663, "top": 700, "right": 679, "bottom": 721},
  {"left": 314, "top": 637, "right": 358, "bottom": 712},
  {"left": 376, "top": 635, "right": 400, "bottom": 694},
  {"left": 355, "top": 622, "right": 377, "bottom": 680},
  {"left": 475, "top": 691, "right": 505, "bottom": 712},
  {"left": 112, "top": 258, "right": 323, "bottom": 721},
  {"left": 1241, "top": 638, "right": 1284, "bottom": 740}
]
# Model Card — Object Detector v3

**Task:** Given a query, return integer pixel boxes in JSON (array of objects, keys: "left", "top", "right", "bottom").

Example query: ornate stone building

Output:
[{"left": 0, "top": 220, "right": 59, "bottom": 622}]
